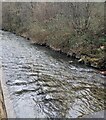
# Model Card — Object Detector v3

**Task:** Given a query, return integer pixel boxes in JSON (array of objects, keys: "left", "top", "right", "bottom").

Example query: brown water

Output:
[{"left": 0, "top": 30, "right": 105, "bottom": 118}]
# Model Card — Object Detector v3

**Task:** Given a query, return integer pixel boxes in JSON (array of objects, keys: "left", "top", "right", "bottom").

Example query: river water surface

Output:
[{"left": 0, "top": 30, "right": 105, "bottom": 118}]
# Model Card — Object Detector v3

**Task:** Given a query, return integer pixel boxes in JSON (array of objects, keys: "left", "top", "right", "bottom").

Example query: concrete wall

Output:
[{"left": 0, "top": 31, "right": 15, "bottom": 118}]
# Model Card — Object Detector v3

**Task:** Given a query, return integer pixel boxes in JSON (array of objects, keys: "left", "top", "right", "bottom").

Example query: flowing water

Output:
[{"left": 0, "top": 30, "right": 105, "bottom": 118}]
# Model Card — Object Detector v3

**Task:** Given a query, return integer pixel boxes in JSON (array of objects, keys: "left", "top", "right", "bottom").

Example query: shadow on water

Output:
[{"left": 1, "top": 30, "right": 105, "bottom": 118}]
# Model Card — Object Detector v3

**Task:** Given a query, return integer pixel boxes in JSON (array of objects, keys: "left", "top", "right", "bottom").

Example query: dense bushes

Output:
[{"left": 2, "top": 2, "right": 105, "bottom": 68}]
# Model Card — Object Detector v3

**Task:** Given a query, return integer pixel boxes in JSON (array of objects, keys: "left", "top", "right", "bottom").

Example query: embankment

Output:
[
  {"left": 0, "top": 66, "right": 7, "bottom": 119},
  {"left": 0, "top": 83, "right": 7, "bottom": 119},
  {"left": 2, "top": 2, "right": 106, "bottom": 70}
]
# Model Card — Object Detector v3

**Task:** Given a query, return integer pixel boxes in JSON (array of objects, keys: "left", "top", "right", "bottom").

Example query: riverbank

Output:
[
  {"left": 17, "top": 31, "right": 106, "bottom": 71},
  {"left": 0, "top": 40, "right": 7, "bottom": 119},
  {"left": 32, "top": 41, "right": 106, "bottom": 71},
  {"left": 2, "top": 29, "right": 106, "bottom": 72},
  {"left": 0, "top": 83, "right": 7, "bottom": 119},
  {"left": 2, "top": 2, "right": 105, "bottom": 71}
]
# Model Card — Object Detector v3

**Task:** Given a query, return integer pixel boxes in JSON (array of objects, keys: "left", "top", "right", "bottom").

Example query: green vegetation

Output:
[{"left": 2, "top": 2, "right": 106, "bottom": 69}]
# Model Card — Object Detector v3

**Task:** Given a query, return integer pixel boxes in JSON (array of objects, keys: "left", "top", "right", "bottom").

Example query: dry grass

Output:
[{"left": 0, "top": 83, "right": 7, "bottom": 119}]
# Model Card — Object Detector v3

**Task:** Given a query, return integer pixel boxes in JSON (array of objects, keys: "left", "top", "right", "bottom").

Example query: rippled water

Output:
[{"left": 1, "top": 30, "right": 105, "bottom": 118}]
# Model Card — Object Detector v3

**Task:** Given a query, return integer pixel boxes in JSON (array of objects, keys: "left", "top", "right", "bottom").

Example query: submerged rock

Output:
[{"left": 99, "top": 71, "right": 106, "bottom": 76}]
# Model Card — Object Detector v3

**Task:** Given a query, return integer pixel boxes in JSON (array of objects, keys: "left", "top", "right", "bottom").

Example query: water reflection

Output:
[{"left": 30, "top": 74, "right": 105, "bottom": 118}]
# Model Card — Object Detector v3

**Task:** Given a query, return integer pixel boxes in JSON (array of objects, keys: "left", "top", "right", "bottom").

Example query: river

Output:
[{"left": 0, "top": 30, "right": 105, "bottom": 118}]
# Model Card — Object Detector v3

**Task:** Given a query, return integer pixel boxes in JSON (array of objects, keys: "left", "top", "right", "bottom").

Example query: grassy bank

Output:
[{"left": 2, "top": 2, "right": 106, "bottom": 69}]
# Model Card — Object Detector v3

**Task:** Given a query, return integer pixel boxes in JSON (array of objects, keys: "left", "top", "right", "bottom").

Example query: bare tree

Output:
[{"left": 70, "top": 2, "right": 93, "bottom": 35}]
